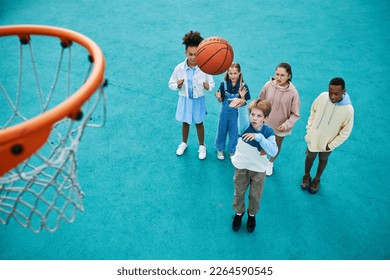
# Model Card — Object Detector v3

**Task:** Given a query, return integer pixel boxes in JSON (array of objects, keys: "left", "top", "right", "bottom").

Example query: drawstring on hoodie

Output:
[
  {"left": 316, "top": 102, "right": 328, "bottom": 129},
  {"left": 328, "top": 105, "right": 336, "bottom": 125},
  {"left": 271, "top": 81, "right": 288, "bottom": 110},
  {"left": 316, "top": 100, "right": 337, "bottom": 129},
  {"left": 276, "top": 87, "right": 285, "bottom": 110}
]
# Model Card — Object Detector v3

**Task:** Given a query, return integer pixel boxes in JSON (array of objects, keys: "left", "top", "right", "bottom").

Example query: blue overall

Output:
[{"left": 215, "top": 80, "right": 250, "bottom": 154}]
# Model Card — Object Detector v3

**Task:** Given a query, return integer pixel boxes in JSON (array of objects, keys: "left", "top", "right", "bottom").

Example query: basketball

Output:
[{"left": 196, "top": 36, "right": 234, "bottom": 75}]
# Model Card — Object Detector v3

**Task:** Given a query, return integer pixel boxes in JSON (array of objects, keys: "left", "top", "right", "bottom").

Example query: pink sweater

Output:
[{"left": 259, "top": 79, "right": 300, "bottom": 136}]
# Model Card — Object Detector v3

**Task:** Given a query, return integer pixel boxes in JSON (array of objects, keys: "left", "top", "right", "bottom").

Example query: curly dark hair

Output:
[{"left": 182, "top": 31, "right": 203, "bottom": 49}]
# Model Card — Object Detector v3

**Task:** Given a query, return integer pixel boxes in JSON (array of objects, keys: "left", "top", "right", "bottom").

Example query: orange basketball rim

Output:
[{"left": 0, "top": 25, "right": 106, "bottom": 177}]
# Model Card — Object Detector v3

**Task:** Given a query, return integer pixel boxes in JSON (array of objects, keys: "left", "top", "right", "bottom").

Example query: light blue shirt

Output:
[{"left": 186, "top": 64, "right": 197, "bottom": 99}]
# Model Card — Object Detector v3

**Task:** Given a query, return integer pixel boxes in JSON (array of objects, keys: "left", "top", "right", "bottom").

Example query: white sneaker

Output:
[
  {"left": 198, "top": 145, "right": 206, "bottom": 160},
  {"left": 176, "top": 142, "right": 187, "bottom": 156},
  {"left": 217, "top": 151, "right": 224, "bottom": 160},
  {"left": 266, "top": 161, "right": 273, "bottom": 176}
]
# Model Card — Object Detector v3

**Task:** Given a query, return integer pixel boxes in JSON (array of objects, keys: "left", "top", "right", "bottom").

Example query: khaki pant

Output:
[{"left": 233, "top": 168, "right": 266, "bottom": 215}]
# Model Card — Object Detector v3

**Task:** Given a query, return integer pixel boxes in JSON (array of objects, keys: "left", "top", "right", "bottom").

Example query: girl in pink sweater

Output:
[{"left": 258, "top": 62, "right": 300, "bottom": 175}]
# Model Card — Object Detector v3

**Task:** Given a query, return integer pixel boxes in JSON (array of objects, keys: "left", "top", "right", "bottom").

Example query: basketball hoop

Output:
[{"left": 0, "top": 25, "right": 106, "bottom": 233}]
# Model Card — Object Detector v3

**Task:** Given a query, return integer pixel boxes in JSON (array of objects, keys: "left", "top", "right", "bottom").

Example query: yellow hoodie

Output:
[{"left": 305, "top": 92, "right": 354, "bottom": 152}]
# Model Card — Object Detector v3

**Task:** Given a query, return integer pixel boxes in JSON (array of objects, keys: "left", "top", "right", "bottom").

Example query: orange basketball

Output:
[{"left": 196, "top": 36, "right": 234, "bottom": 75}]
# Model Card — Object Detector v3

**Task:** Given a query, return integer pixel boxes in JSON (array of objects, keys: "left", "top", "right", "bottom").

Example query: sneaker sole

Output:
[{"left": 176, "top": 147, "right": 187, "bottom": 156}]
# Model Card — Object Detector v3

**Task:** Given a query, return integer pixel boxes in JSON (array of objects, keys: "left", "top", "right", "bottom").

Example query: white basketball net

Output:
[{"left": 0, "top": 34, "right": 106, "bottom": 233}]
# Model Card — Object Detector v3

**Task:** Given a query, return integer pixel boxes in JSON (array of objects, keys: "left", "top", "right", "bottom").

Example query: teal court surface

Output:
[{"left": 0, "top": 0, "right": 389, "bottom": 260}]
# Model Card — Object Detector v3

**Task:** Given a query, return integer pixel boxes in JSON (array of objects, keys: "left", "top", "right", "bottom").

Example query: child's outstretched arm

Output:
[
  {"left": 255, "top": 134, "right": 278, "bottom": 157},
  {"left": 240, "top": 133, "right": 278, "bottom": 157},
  {"left": 230, "top": 98, "right": 250, "bottom": 134}
]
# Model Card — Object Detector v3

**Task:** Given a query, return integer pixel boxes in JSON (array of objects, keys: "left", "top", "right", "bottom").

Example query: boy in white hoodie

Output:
[
  {"left": 302, "top": 77, "right": 354, "bottom": 194},
  {"left": 229, "top": 98, "right": 278, "bottom": 232}
]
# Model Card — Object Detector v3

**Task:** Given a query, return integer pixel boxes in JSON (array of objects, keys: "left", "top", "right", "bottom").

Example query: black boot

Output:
[
  {"left": 232, "top": 213, "right": 243, "bottom": 231},
  {"left": 246, "top": 212, "right": 256, "bottom": 233}
]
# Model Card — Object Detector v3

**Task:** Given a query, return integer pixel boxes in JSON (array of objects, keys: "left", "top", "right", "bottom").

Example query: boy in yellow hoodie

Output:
[{"left": 302, "top": 77, "right": 354, "bottom": 194}]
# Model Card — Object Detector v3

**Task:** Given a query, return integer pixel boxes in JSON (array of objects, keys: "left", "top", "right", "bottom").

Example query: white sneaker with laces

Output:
[
  {"left": 217, "top": 151, "right": 224, "bottom": 160},
  {"left": 266, "top": 161, "right": 274, "bottom": 176},
  {"left": 176, "top": 142, "right": 187, "bottom": 156},
  {"left": 198, "top": 145, "right": 206, "bottom": 160}
]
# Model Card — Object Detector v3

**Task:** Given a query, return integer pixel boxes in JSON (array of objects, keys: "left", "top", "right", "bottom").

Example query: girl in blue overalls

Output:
[{"left": 214, "top": 62, "right": 251, "bottom": 160}]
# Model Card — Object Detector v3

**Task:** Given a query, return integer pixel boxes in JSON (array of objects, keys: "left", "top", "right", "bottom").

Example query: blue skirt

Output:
[{"left": 175, "top": 96, "right": 207, "bottom": 124}]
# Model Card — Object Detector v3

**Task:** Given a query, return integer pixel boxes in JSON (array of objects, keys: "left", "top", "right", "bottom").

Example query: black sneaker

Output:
[
  {"left": 246, "top": 213, "right": 256, "bottom": 233},
  {"left": 232, "top": 213, "right": 243, "bottom": 231}
]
